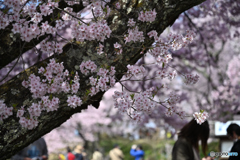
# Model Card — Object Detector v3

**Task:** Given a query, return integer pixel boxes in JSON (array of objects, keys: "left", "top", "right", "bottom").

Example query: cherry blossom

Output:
[
  {"left": 193, "top": 111, "right": 209, "bottom": 125},
  {"left": 138, "top": 9, "right": 157, "bottom": 22},
  {"left": 0, "top": 100, "right": 13, "bottom": 122}
]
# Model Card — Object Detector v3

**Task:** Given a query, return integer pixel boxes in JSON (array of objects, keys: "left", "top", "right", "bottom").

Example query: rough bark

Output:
[{"left": 0, "top": 0, "right": 205, "bottom": 159}]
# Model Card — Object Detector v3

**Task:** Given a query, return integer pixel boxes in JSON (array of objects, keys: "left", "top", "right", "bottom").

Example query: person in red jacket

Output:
[{"left": 66, "top": 146, "right": 75, "bottom": 160}]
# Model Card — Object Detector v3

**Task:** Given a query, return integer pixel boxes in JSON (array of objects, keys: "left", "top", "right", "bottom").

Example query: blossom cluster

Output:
[
  {"left": 114, "top": 42, "right": 122, "bottom": 55},
  {"left": 184, "top": 74, "right": 200, "bottom": 85},
  {"left": 40, "top": 40, "right": 63, "bottom": 56},
  {"left": 125, "top": 65, "right": 146, "bottom": 79},
  {"left": 67, "top": 95, "right": 82, "bottom": 109},
  {"left": 90, "top": 0, "right": 111, "bottom": 18},
  {"left": 79, "top": 60, "right": 98, "bottom": 75},
  {"left": 19, "top": 59, "right": 82, "bottom": 129},
  {"left": 19, "top": 117, "right": 39, "bottom": 130},
  {"left": 12, "top": 22, "right": 41, "bottom": 42},
  {"left": 167, "top": 70, "right": 177, "bottom": 80},
  {"left": 63, "top": 1, "right": 112, "bottom": 42},
  {"left": 167, "top": 30, "right": 196, "bottom": 50},
  {"left": 17, "top": 95, "right": 60, "bottom": 130},
  {"left": 148, "top": 30, "right": 197, "bottom": 66},
  {"left": 16, "top": 58, "right": 117, "bottom": 130},
  {"left": 112, "top": 87, "right": 157, "bottom": 122},
  {"left": 168, "top": 92, "right": 180, "bottom": 105},
  {"left": 97, "top": 43, "right": 104, "bottom": 55},
  {"left": 193, "top": 111, "right": 209, "bottom": 124},
  {"left": 3, "top": 0, "right": 59, "bottom": 43},
  {"left": 164, "top": 92, "right": 184, "bottom": 118},
  {"left": 138, "top": 9, "right": 157, "bottom": 22},
  {"left": 3, "top": 0, "right": 21, "bottom": 13},
  {"left": 124, "top": 27, "right": 145, "bottom": 43},
  {"left": 71, "top": 20, "right": 112, "bottom": 42},
  {"left": 165, "top": 106, "right": 186, "bottom": 119},
  {"left": 128, "top": 19, "right": 136, "bottom": 27},
  {"left": 156, "top": 69, "right": 168, "bottom": 79},
  {"left": 148, "top": 31, "right": 173, "bottom": 65},
  {"left": 0, "top": 100, "right": 13, "bottom": 122},
  {"left": 121, "top": 29, "right": 202, "bottom": 122},
  {"left": 115, "top": 2, "right": 121, "bottom": 9},
  {"left": 80, "top": 61, "right": 116, "bottom": 96},
  {"left": 2, "top": 0, "right": 112, "bottom": 46}
]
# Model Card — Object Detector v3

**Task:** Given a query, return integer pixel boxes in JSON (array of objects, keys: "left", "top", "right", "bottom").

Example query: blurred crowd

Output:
[
  {"left": 58, "top": 143, "right": 125, "bottom": 160},
  {"left": 10, "top": 118, "right": 240, "bottom": 160}
]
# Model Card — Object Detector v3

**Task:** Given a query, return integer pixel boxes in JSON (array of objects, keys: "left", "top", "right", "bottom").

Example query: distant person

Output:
[
  {"left": 92, "top": 149, "right": 103, "bottom": 160},
  {"left": 130, "top": 144, "right": 144, "bottom": 160},
  {"left": 172, "top": 119, "right": 213, "bottom": 160},
  {"left": 66, "top": 146, "right": 75, "bottom": 160},
  {"left": 11, "top": 137, "right": 48, "bottom": 160},
  {"left": 109, "top": 144, "right": 124, "bottom": 160},
  {"left": 73, "top": 145, "right": 84, "bottom": 160},
  {"left": 227, "top": 123, "right": 240, "bottom": 160}
]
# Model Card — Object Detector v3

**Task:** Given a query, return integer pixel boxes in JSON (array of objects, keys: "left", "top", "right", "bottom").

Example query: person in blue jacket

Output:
[{"left": 130, "top": 144, "right": 144, "bottom": 160}]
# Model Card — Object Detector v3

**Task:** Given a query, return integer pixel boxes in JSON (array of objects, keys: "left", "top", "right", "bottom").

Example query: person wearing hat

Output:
[{"left": 73, "top": 145, "right": 84, "bottom": 160}]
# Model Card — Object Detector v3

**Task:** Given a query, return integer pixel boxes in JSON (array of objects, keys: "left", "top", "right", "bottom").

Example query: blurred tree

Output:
[{"left": 122, "top": 0, "right": 240, "bottom": 130}]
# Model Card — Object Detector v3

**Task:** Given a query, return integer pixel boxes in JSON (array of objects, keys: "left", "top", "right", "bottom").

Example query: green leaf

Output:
[
  {"left": 49, "top": 94, "right": 53, "bottom": 100},
  {"left": 130, "top": 94, "right": 135, "bottom": 100},
  {"left": 152, "top": 94, "right": 155, "bottom": 98},
  {"left": 86, "top": 90, "right": 90, "bottom": 95},
  {"left": 162, "top": 62, "right": 165, "bottom": 69},
  {"left": 103, "top": 7, "right": 107, "bottom": 13},
  {"left": 71, "top": 71, "right": 74, "bottom": 75},
  {"left": 3, "top": 8, "right": 9, "bottom": 14},
  {"left": 12, "top": 103, "right": 18, "bottom": 108},
  {"left": 70, "top": 80, "right": 73, "bottom": 85},
  {"left": 200, "top": 109, "right": 204, "bottom": 113}
]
